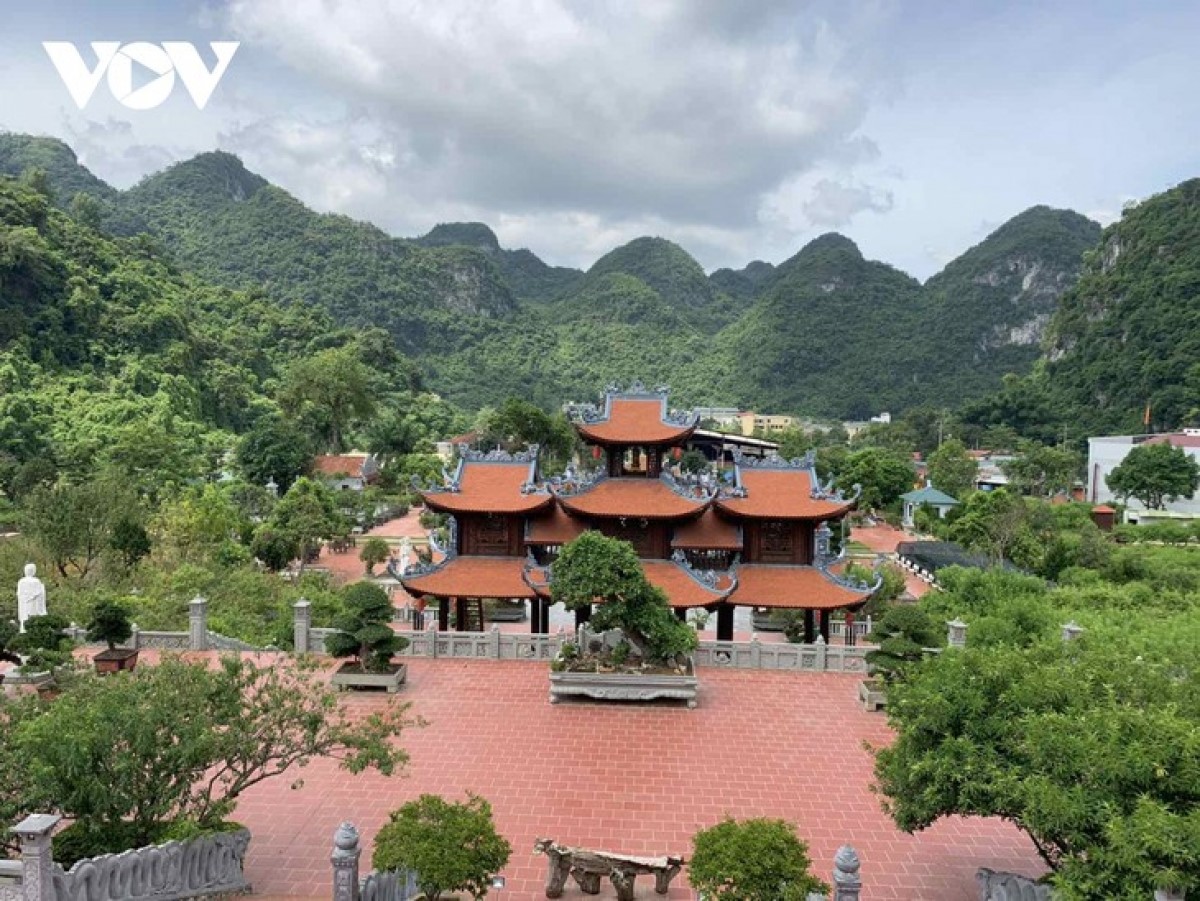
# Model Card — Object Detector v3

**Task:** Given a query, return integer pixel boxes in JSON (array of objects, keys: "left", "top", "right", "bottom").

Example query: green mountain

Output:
[
  {"left": 0, "top": 171, "right": 350, "bottom": 483},
  {"left": 918, "top": 207, "right": 1101, "bottom": 402},
  {"left": 0, "top": 133, "right": 1113, "bottom": 420},
  {"left": 1041, "top": 180, "right": 1200, "bottom": 432},
  {"left": 414, "top": 221, "right": 582, "bottom": 303},
  {"left": 715, "top": 234, "right": 926, "bottom": 418}
]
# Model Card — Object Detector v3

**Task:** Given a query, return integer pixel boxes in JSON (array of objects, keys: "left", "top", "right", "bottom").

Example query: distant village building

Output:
[
  {"left": 313, "top": 453, "right": 379, "bottom": 491},
  {"left": 900, "top": 482, "right": 961, "bottom": 529},
  {"left": 1087, "top": 429, "right": 1200, "bottom": 520},
  {"left": 737, "top": 411, "right": 797, "bottom": 436},
  {"left": 972, "top": 451, "right": 1014, "bottom": 491},
  {"left": 692, "top": 406, "right": 742, "bottom": 429}
]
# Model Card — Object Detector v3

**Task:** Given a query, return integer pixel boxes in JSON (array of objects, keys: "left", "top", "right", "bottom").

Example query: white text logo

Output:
[{"left": 43, "top": 41, "right": 239, "bottom": 110}]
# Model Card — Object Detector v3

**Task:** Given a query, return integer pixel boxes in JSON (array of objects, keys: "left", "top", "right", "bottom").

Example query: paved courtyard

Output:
[{"left": 234, "top": 658, "right": 1043, "bottom": 899}]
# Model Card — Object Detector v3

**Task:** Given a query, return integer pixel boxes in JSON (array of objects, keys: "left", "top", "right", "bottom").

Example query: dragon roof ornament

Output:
[
  {"left": 547, "top": 465, "right": 606, "bottom": 498},
  {"left": 573, "top": 382, "right": 696, "bottom": 428},
  {"left": 400, "top": 517, "right": 458, "bottom": 580},
  {"left": 660, "top": 469, "right": 719, "bottom": 501},
  {"left": 669, "top": 548, "right": 737, "bottom": 594}
]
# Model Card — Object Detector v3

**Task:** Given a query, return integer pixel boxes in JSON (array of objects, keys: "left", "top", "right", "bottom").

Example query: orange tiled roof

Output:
[
  {"left": 671, "top": 509, "right": 742, "bottom": 549},
  {"left": 400, "top": 556, "right": 538, "bottom": 600},
  {"left": 314, "top": 454, "right": 368, "bottom": 477},
  {"left": 555, "top": 478, "right": 711, "bottom": 520},
  {"left": 730, "top": 564, "right": 871, "bottom": 610},
  {"left": 641, "top": 559, "right": 735, "bottom": 608},
  {"left": 525, "top": 505, "right": 588, "bottom": 544},
  {"left": 716, "top": 468, "right": 854, "bottom": 521},
  {"left": 422, "top": 461, "right": 553, "bottom": 515},
  {"left": 576, "top": 395, "right": 697, "bottom": 446}
]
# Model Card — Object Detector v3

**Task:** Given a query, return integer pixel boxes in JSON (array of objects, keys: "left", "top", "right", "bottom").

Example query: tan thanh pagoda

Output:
[{"left": 399, "top": 383, "right": 878, "bottom": 641}]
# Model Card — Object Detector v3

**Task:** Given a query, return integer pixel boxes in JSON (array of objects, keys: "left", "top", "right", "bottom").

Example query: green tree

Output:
[
  {"left": 6, "top": 656, "right": 415, "bottom": 858},
  {"left": 926, "top": 438, "right": 977, "bottom": 499},
  {"left": 1107, "top": 443, "right": 1200, "bottom": 510},
  {"left": 109, "top": 515, "right": 152, "bottom": 569},
  {"left": 325, "top": 582, "right": 408, "bottom": 672},
  {"left": 678, "top": 448, "right": 708, "bottom": 474},
  {"left": 359, "top": 537, "right": 391, "bottom": 575},
  {"left": 22, "top": 476, "right": 133, "bottom": 577},
  {"left": 155, "top": 484, "right": 245, "bottom": 563},
  {"left": 551, "top": 532, "right": 696, "bottom": 663},
  {"left": 1002, "top": 443, "right": 1082, "bottom": 497},
  {"left": 837, "top": 447, "right": 915, "bottom": 510},
  {"left": 278, "top": 347, "right": 375, "bottom": 452},
  {"left": 689, "top": 817, "right": 828, "bottom": 901},
  {"left": 236, "top": 414, "right": 313, "bottom": 493},
  {"left": 372, "top": 794, "right": 512, "bottom": 900},
  {"left": 874, "top": 625, "right": 1200, "bottom": 899},
  {"left": 947, "top": 488, "right": 1040, "bottom": 568},
  {"left": 250, "top": 525, "right": 298, "bottom": 572},
  {"left": 864, "top": 605, "right": 944, "bottom": 684},
  {"left": 268, "top": 477, "right": 343, "bottom": 570}
]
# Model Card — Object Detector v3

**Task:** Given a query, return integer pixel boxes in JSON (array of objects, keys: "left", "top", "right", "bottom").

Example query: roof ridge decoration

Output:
[
  {"left": 521, "top": 550, "right": 552, "bottom": 593},
  {"left": 573, "top": 381, "right": 697, "bottom": 428},
  {"left": 401, "top": 517, "right": 458, "bottom": 579},
  {"left": 412, "top": 443, "right": 546, "bottom": 496},
  {"left": 669, "top": 549, "right": 737, "bottom": 594},
  {"left": 727, "top": 448, "right": 862, "bottom": 504},
  {"left": 659, "top": 470, "right": 719, "bottom": 501},
  {"left": 817, "top": 555, "right": 884, "bottom": 595},
  {"left": 547, "top": 464, "right": 606, "bottom": 498}
]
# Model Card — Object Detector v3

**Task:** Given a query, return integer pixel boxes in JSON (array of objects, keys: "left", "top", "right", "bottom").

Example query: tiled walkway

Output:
[{"left": 235, "top": 659, "right": 1043, "bottom": 899}]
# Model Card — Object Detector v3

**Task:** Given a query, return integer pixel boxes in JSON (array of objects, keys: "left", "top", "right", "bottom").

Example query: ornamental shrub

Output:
[
  {"left": 864, "top": 605, "right": 943, "bottom": 684},
  {"left": 373, "top": 793, "right": 511, "bottom": 900},
  {"left": 85, "top": 600, "right": 133, "bottom": 651},
  {"left": 325, "top": 582, "right": 408, "bottom": 672},
  {"left": 690, "top": 817, "right": 828, "bottom": 900}
]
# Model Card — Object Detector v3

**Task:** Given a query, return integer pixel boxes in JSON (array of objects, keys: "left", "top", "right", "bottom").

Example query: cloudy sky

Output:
[{"left": 3, "top": 1, "right": 1199, "bottom": 277}]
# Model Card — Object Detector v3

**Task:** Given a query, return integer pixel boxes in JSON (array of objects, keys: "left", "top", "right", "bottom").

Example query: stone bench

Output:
[{"left": 534, "top": 838, "right": 684, "bottom": 900}]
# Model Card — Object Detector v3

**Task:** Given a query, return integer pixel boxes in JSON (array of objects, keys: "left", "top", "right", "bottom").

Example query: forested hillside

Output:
[
  {"left": 0, "top": 133, "right": 1112, "bottom": 419},
  {"left": 965, "top": 179, "right": 1200, "bottom": 440}
]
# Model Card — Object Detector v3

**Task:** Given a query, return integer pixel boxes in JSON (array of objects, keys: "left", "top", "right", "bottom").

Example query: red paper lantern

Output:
[
  {"left": 672, "top": 447, "right": 682, "bottom": 460},
  {"left": 592, "top": 445, "right": 602, "bottom": 459}
]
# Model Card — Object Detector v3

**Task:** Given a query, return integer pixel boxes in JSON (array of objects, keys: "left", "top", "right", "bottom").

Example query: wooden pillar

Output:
[
  {"left": 803, "top": 609, "right": 816, "bottom": 644},
  {"left": 674, "top": 607, "right": 687, "bottom": 622},
  {"left": 845, "top": 610, "right": 855, "bottom": 647},
  {"left": 455, "top": 597, "right": 468, "bottom": 632},
  {"left": 716, "top": 604, "right": 735, "bottom": 642},
  {"left": 541, "top": 599, "right": 553, "bottom": 634},
  {"left": 530, "top": 597, "right": 542, "bottom": 634},
  {"left": 647, "top": 447, "right": 661, "bottom": 478},
  {"left": 438, "top": 597, "right": 450, "bottom": 631},
  {"left": 819, "top": 610, "right": 831, "bottom": 644},
  {"left": 574, "top": 604, "right": 592, "bottom": 628},
  {"left": 607, "top": 448, "right": 622, "bottom": 477}
]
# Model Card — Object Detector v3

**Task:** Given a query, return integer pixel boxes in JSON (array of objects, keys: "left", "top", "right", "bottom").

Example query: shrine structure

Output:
[{"left": 399, "top": 383, "right": 878, "bottom": 640}]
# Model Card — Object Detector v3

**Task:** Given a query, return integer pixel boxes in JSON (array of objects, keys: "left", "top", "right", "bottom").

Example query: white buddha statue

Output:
[{"left": 17, "top": 563, "right": 47, "bottom": 632}]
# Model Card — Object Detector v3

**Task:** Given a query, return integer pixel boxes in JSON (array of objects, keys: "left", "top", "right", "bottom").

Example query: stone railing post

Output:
[
  {"left": 490, "top": 624, "right": 501, "bottom": 659},
  {"left": 426, "top": 621, "right": 438, "bottom": 658},
  {"left": 12, "top": 813, "right": 61, "bottom": 901},
  {"left": 331, "top": 822, "right": 361, "bottom": 901},
  {"left": 1061, "top": 621, "right": 1084, "bottom": 642},
  {"left": 749, "top": 636, "right": 762, "bottom": 668},
  {"left": 293, "top": 599, "right": 312, "bottom": 654},
  {"left": 814, "top": 634, "right": 827, "bottom": 671},
  {"left": 946, "top": 618, "right": 967, "bottom": 649},
  {"left": 831, "top": 845, "right": 861, "bottom": 901},
  {"left": 130, "top": 622, "right": 141, "bottom": 650},
  {"left": 1154, "top": 890, "right": 1186, "bottom": 901},
  {"left": 189, "top": 596, "right": 208, "bottom": 651}
]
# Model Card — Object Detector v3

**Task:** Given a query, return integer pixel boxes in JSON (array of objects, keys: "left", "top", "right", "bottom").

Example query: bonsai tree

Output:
[
  {"left": 325, "top": 582, "right": 409, "bottom": 672},
  {"left": 864, "top": 605, "right": 943, "bottom": 684},
  {"left": 690, "top": 817, "right": 828, "bottom": 900},
  {"left": 359, "top": 537, "right": 390, "bottom": 574},
  {"left": 373, "top": 793, "right": 512, "bottom": 900},
  {"left": 10, "top": 614, "right": 74, "bottom": 672},
  {"left": 551, "top": 532, "right": 696, "bottom": 664},
  {"left": 86, "top": 600, "right": 133, "bottom": 652}
]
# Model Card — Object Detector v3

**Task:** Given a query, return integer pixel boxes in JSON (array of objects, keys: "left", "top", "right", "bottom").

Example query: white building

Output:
[{"left": 1087, "top": 430, "right": 1200, "bottom": 520}]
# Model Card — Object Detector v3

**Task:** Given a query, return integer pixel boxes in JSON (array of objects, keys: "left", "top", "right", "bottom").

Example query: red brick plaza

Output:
[{"left": 236, "top": 658, "right": 1044, "bottom": 899}]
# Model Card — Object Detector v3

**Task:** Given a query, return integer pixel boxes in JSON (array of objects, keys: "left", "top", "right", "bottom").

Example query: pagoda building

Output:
[{"left": 399, "top": 383, "right": 878, "bottom": 641}]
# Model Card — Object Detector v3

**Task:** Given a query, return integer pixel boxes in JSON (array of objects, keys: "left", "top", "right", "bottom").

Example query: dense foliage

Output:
[
  {"left": 372, "top": 793, "right": 512, "bottom": 900},
  {"left": 689, "top": 817, "right": 828, "bottom": 900},
  {"left": 0, "top": 655, "right": 416, "bottom": 861},
  {"left": 325, "top": 581, "right": 409, "bottom": 672}
]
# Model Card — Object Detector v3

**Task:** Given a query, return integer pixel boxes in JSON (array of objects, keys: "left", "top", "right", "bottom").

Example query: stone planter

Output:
[
  {"left": 4, "top": 669, "right": 53, "bottom": 689},
  {"left": 486, "top": 599, "right": 527, "bottom": 622},
  {"left": 858, "top": 679, "right": 887, "bottom": 712},
  {"left": 330, "top": 662, "right": 407, "bottom": 694},
  {"left": 550, "top": 659, "right": 698, "bottom": 708},
  {"left": 751, "top": 608, "right": 784, "bottom": 632},
  {"left": 94, "top": 648, "right": 139, "bottom": 674}
]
